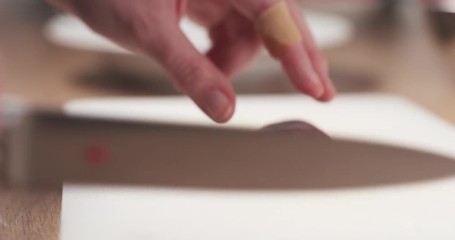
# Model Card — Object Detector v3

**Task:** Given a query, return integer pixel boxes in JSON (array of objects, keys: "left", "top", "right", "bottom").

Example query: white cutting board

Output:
[
  {"left": 61, "top": 94, "right": 455, "bottom": 240},
  {"left": 45, "top": 11, "right": 353, "bottom": 54},
  {"left": 64, "top": 94, "right": 455, "bottom": 158}
]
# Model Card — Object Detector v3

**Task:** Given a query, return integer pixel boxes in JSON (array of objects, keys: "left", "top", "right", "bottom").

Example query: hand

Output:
[{"left": 48, "top": 0, "right": 336, "bottom": 123}]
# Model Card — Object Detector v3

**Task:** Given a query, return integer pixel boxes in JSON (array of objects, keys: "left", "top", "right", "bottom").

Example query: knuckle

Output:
[{"left": 173, "top": 58, "right": 208, "bottom": 91}]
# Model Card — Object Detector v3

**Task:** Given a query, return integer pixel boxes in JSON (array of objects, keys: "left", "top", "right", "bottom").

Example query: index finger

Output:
[
  {"left": 285, "top": 0, "right": 336, "bottom": 101},
  {"left": 231, "top": 0, "right": 335, "bottom": 100}
]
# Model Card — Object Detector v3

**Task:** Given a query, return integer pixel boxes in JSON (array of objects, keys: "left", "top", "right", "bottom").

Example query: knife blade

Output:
[{"left": 3, "top": 109, "right": 455, "bottom": 191}]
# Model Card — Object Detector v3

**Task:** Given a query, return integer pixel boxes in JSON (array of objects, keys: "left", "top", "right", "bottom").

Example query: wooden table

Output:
[{"left": 2, "top": 1, "right": 455, "bottom": 239}]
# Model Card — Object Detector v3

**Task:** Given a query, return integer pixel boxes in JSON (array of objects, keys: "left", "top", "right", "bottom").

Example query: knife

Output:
[{"left": 2, "top": 108, "right": 455, "bottom": 191}]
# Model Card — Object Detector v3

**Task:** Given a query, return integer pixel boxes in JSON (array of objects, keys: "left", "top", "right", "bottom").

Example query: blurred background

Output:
[
  {"left": 1, "top": 0, "right": 455, "bottom": 122},
  {"left": 2, "top": 0, "right": 455, "bottom": 239}
]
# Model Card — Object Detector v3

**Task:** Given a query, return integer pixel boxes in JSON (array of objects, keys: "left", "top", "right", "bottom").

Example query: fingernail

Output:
[
  {"left": 309, "top": 72, "right": 324, "bottom": 98},
  {"left": 202, "top": 90, "right": 231, "bottom": 122},
  {"left": 316, "top": 77, "right": 336, "bottom": 102}
]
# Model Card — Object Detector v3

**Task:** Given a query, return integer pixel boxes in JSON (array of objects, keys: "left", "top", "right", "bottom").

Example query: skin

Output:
[{"left": 47, "top": 0, "right": 336, "bottom": 123}]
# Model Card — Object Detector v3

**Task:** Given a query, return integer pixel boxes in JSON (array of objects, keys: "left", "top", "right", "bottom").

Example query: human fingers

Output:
[
  {"left": 230, "top": 0, "right": 333, "bottom": 99},
  {"left": 156, "top": 27, "right": 236, "bottom": 123},
  {"left": 207, "top": 11, "right": 261, "bottom": 77}
]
